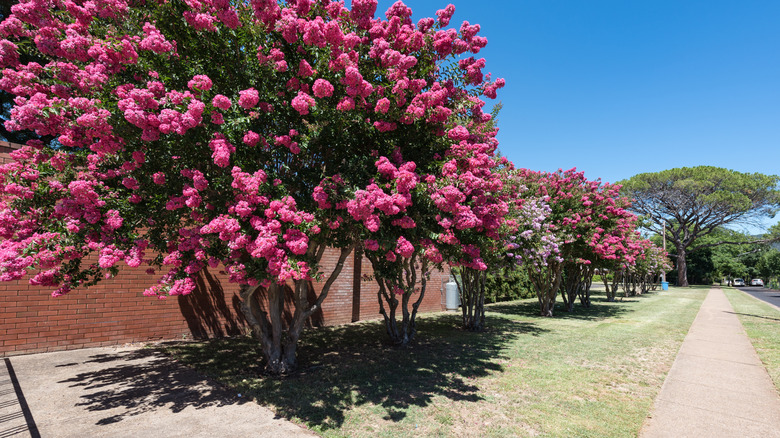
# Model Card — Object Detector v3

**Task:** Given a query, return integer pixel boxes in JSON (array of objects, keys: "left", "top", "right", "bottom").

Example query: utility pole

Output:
[{"left": 662, "top": 222, "right": 666, "bottom": 283}]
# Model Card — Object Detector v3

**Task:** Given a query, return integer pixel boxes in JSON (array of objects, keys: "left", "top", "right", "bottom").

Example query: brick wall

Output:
[{"left": 0, "top": 142, "right": 449, "bottom": 356}]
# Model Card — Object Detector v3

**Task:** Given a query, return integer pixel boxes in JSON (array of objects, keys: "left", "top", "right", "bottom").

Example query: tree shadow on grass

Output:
[
  {"left": 163, "top": 311, "right": 548, "bottom": 431},
  {"left": 57, "top": 348, "right": 248, "bottom": 425},
  {"left": 726, "top": 311, "right": 780, "bottom": 322}
]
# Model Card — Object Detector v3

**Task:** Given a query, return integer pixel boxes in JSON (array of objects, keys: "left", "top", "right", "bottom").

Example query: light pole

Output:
[{"left": 662, "top": 222, "right": 666, "bottom": 283}]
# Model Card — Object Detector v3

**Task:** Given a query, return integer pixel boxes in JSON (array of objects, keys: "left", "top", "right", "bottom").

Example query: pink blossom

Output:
[
  {"left": 298, "top": 59, "right": 315, "bottom": 77},
  {"left": 364, "top": 239, "right": 380, "bottom": 251},
  {"left": 375, "top": 97, "right": 390, "bottom": 114},
  {"left": 395, "top": 236, "right": 414, "bottom": 258},
  {"left": 447, "top": 125, "right": 470, "bottom": 141},
  {"left": 337, "top": 97, "right": 355, "bottom": 111},
  {"left": 238, "top": 88, "right": 259, "bottom": 109},
  {"left": 291, "top": 91, "right": 315, "bottom": 115},
  {"left": 243, "top": 130, "right": 260, "bottom": 146},
  {"left": 373, "top": 120, "right": 396, "bottom": 132},
  {"left": 210, "top": 112, "right": 224, "bottom": 124},
  {"left": 212, "top": 94, "right": 232, "bottom": 110},
  {"left": 436, "top": 4, "right": 456, "bottom": 26},
  {"left": 283, "top": 229, "right": 309, "bottom": 255},
  {"left": 140, "top": 22, "right": 175, "bottom": 54},
  {"left": 187, "top": 75, "right": 213, "bottom": 91},
  {"left": 122, "top": 177, "right": 140, "bottom": 190},
  {"left": 209, "top": 134, "right": 235, "bottom": 168},
  {"left": 312, "top": 79, "right": 334, "bottom": 98}
]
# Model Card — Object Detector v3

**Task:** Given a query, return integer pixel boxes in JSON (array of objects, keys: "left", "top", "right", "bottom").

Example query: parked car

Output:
[
  {"left": 733, "top": 278, "right": 745, "bottom": 287},
  {"left": 751, "top": 278, "right": 764, "bottom": 287}
]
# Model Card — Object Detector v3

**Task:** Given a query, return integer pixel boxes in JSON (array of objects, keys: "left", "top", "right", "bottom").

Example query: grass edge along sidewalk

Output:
[
  {"left": 163, "top": 287, "right": 707, "bottom": 438},
  {"left": 724, "top": 287, "right": 780, "bottom": 393}
]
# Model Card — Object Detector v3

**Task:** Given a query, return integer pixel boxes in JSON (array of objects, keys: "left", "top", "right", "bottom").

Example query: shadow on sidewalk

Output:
[{"left": 58, "top": 348, "right": 247, "bottom": 425}]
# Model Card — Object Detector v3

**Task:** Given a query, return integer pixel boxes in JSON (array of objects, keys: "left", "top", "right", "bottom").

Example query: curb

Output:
[{"left": 731, "top": 287, "right": 780, "bottom": 313}]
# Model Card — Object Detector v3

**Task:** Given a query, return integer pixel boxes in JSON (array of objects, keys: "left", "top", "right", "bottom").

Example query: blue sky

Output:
[{"left": 370, "top": 0, "right": 780, "bottom": 232}]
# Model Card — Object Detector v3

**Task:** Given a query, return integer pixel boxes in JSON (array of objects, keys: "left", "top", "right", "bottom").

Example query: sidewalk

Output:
[
  {"left": 1, "top": 346, "right": 316, "bottom": 438},
  {"left": 640, "top": 287, "right": 780, "bottom": 438}
]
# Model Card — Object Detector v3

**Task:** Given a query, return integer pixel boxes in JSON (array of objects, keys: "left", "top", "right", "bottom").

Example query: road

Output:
[{"left": 735, "top": 286, "right": 780, "bottom": 309}]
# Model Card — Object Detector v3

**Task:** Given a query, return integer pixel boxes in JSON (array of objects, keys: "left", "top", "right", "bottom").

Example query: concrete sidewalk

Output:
[
  {"left": 641, "top": 287, "right": 780, "bottom": 438},
  {"left": 1, "top": 346, "right": 316, "bottom": 438}
]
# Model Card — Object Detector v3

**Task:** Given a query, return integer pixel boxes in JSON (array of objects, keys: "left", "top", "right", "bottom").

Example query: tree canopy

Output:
[
  {"left": 0, "top": 0, "right": 506, "bottom": 373},
  {"left": 620, "top": 166, "right": 780, "bottom": 286}
]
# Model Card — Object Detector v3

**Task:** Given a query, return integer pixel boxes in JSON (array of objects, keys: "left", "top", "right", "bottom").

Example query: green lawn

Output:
[
  {"left": 723, "top": 288, "right": 780, "bottom": 391},
  {"left": 162, "top": 287, "right": 707, "bottom": 437}
]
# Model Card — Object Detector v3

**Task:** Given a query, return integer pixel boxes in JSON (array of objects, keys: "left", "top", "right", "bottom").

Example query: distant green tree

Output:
[
  {"left": 620, "top": 167, "right": 780, "bottom": 286},
  {"left": 758, "top": 249, "right": 780, "bottom": 285}
]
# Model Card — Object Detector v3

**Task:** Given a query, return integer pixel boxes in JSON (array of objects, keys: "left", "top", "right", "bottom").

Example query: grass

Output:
[
  {"left": 161, "top": 287, "right": 708, "bottom": 437},
  {"left": 723, "top": 287, "right": 780, "bottom": 391}
]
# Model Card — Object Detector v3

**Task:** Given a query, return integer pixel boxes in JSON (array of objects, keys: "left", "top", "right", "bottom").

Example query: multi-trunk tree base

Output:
[
  {"left": 454, "top": 268, "right": 487, "bottom": 331},
  {"left": 239, "top": 246, "right": 352, "bottom": 375}
]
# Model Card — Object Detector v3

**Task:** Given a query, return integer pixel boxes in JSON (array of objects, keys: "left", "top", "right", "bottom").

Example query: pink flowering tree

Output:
[
  {"left": 332, "top": 155, "right": 439, "bottom": 346},
  {"left": 431, "top": 120, "right": 515, "bottom": 332},
  {"left": 0, "top": 0, "right": 504, "bottom": 371},
  {"left": 593, "top": 232, "right": 641, "bottom": 302},
  {"left": 561, "top": 181, "right": 637, "bottom": 309},
  {"left": 622, "top": 237, "right": 671, "bottom": 295},
  {"left": 514, "top": 169, "right": 639, "bottom": 313},
  {"left": 309, "top": 3, "right": 505, "bottom": 344},
  {"left": 416, "top": 111, "right": 513, "bottom": 336}
]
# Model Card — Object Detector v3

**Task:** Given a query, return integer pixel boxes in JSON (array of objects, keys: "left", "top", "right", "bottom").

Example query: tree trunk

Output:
[
  {"left": 239, "top": 283, "right": 292, "bottom": 375},
  {"left": 601, "top": 270, "right": 615, "bottom": 302},
  {"left": 372, "top": 252, "right": 427, "bottom": 345},
  {"left": 238, "top": 245, "right": 353, "bottom": 375},
  {"left": 529, "top": 261, "right": 562, "bottom": 317},
  {"left": 639, "top": 274, "right": 650, "bottom": 294},
  {"left": 561, "top": 263, "right": 578, "bottom": 312},
  {"left": 455, "top": 267, "right": 487, "bottom": 331},
  {"left": 676, "top": 245, "right": 689, "bottom": 287},
  {"left": 623, "top": 274, "right": 637, "bottom": 297},
  {"left": 577, "top": 265, "right": 594, "bottom": 307}
]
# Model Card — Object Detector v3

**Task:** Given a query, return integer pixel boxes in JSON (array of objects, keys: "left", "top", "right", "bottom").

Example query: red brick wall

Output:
[
  {"left": 0, "top": 141, "right": 18, "bottom": 164},
  {"left": 0, "top": 142, "right": 449, "bottom": 356},
  {"left": 0, "top": 250, "right": 448, "bottom": 356}
]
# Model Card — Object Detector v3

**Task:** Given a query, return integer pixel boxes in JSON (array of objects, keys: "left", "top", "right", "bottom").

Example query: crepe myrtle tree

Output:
[
  {"left": 0, "top": 0, "right": 504, "bottom": 373},
  {"left": 323, "top": 155, "right": 442, "bottom": 346},
  {"left": 551, "top": 175, "right": 637, "bottom": 311},
  {"left": 592, "top": 226, "right": 642, "bottom": 302},
  {"left": 322, "top": 81, "right": 510, "bottom": 343},
  {"left": 624, "top": 238, "right": 671, "bottom": 295},
  {"left": 570, "top": 182, "right": 638, "bottom": 308},
  {"left": 434, "top": 123, "right": 516, "bottom": 332},
  {"left": 508, "top": 168, "right": 640, "bottom": 314},
  {"left": 506, "top": 193, "right": 563, "bottom": 317},
  {"left": 515, "top": 168, "right": 599, "bottom": 315}
]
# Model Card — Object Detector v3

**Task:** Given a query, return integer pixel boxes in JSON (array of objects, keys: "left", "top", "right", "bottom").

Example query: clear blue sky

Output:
[{"left": 369, "top": 0, "right": 780, "bottom": 231}]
